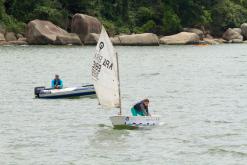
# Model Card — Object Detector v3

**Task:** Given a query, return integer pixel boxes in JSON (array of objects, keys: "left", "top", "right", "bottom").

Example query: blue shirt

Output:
[{"left": 51, "top": 79, "right": 63, "bottom": 89}]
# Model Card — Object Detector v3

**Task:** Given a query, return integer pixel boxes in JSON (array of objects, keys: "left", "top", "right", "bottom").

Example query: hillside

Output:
[{"left": 1, "top": 0, "right": 247, "bottom": 36}]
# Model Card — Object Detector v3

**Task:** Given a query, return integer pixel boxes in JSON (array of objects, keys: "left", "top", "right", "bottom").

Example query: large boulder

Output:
[
  {"left": 160, "top": 32, "right": 200, "bottom": 45},
  {"left": 222, "top": 28, "right": 243, "bottom": 43},
  {"left": 26, "top": 19, "right": 81, "bottom": 45},
  {"left": 0, "top": 32, "right": 5, "bottom": 41},
  {"left": 232, "top": 28, "right": 242, "bottom": 34},
  {"left": 54, "top": 33, "right": 82, "bottom": 45},
  {"left": 5, "top": 32, "right": 17, "bottom": 41},
  {"left": 84, "top": 33, "right": 99, "bottom": 45},
  {"left": 118, "top": 33, "right": 159, "bottom": 46},
  {"left": 183, "top": 28, "right": 204, "bottom": 39},
  {"left": 71, "top": 14, "right": 101, "bottom": 43},
  {"left": 241, "top": 23, "right": 247, "bottom": 39},
  {"left": 27, "top": 19, "right": 67, "bottom": 44}
]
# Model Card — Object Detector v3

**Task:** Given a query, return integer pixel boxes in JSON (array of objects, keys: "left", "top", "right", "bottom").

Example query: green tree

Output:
[
  {"left": 1, "top": 0, "right": 247, "bottom": 35},
  {"left": 211, "top": 0, "right": 247, "bottom": 35},
  {"left": 162, "top": 7, "right": 181, "bottom": 34}
]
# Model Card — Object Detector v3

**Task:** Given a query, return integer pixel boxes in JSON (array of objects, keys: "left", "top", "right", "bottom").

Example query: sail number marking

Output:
[
  {"left": 102, "top": 59, "right": 113, "bottom": 70},
  {"left": 92, "top": 44, "right": 114, "bottom": 79},
  {"left": 92, "top": 52, "right": 103, "bottom": 79}
]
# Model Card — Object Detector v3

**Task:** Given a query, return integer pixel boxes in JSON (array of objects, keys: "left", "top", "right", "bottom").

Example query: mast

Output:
[{"left": 116, "top": 52, "right": 122, "bottom": 115}]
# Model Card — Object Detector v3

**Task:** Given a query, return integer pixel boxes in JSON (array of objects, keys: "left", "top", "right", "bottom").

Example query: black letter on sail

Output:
[{"left": 99, "top": 42, "right": 104, "bottom": 50}]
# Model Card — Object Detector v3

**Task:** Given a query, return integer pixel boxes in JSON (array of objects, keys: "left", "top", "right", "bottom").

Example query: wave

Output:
[{"left": 207, "top": 148, "right": 247, "bottom": 157}]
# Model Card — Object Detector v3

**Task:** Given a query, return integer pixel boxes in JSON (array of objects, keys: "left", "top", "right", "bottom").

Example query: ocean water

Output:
[{"left": 0, "top": 44, "right": 247, "bottom": 164}]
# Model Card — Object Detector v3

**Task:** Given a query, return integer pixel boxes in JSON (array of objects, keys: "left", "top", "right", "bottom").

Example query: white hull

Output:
[
  {"left": 35, "top": 85, "right": 95, "bottom": 98},
  {"left": 110, "top": 115, "right": 160, "bottom": 128}
]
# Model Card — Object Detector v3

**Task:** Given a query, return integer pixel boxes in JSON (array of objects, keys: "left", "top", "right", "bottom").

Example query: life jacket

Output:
[
  {"left": 134, "top": 101, "right": 148, "bottom": 112},
  {"left": 53, "top": 79, "right": 61, "bottom": 86}
]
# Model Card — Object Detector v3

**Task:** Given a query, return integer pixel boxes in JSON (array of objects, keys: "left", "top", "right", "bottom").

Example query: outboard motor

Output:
[{"left": 34, "top": 87, "right": 45, "bottom": 97}]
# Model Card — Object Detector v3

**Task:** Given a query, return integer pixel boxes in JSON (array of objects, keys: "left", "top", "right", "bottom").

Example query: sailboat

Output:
[{"left": 92, "top": 27, "right": 160, "bottom": 129}]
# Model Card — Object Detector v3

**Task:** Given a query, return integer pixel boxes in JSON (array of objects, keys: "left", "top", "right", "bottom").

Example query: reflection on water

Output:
[{"left": 91, "top": 126, "right": 130, "bottom": 145}]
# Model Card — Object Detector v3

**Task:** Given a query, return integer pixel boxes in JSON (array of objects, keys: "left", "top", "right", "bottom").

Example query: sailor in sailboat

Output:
[
  {"left": 51, "top": 74, "right": 63, "bottom": 89},
  {"left": 131, "top": 99, "right": 150, "bottom": 116},
  {"left": 92, "top": 26, "right": 159, "bottom": 128}
]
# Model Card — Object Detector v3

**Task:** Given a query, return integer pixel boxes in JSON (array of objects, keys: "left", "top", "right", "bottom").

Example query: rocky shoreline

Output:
[{"left": 1, "top": 13, "right": 247, "bottom": 46}]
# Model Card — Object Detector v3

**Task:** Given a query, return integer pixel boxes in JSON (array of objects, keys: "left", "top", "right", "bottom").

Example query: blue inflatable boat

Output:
[{"left": 34, "top": 84, "right": 96, "bottom": 99}]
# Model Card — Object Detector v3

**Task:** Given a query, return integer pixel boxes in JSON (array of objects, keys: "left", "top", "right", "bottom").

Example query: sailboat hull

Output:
[{"left": 110, "top": 115, "right": 160, "bottom": 129}]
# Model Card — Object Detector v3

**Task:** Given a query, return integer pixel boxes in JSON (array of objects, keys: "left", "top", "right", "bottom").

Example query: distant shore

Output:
[{"left": 1, "top": 13, "right": 247, "bottom": 46}]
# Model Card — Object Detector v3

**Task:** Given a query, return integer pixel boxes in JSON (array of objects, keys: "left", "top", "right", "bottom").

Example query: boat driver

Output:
[
  {"left": 51, "top": 74, "right": 63, "bottom": 89},
  {"left": 131, "top": 99, "right": 150, "bottom": 116}
]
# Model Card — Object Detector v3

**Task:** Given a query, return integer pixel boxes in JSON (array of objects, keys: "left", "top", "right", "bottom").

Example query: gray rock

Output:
[
  {"left": 71, "top": 14, "right": 102, "bottom": 43},
  {"left": 183, "top": 28, "right": 204, "bottom": 39},
  {"left": 26, "top": 19, "right": 81, "bottom": 45},
  {"left": 8, "top": 40, "right": 28, "bottom": 45},
  {"left": 54, "top": 33, "right": 82, "bottom": 45},
  {"left": 18, "top": 37, "right": 27, "bottom": 42},
  {"left": 26, "top": 19, "right": 67, "bottom": 44},
  {"left": 16, "top": 33, "right": 24, "bottom": 39},
  {"left": 232, "top": 39, "right": 243, "bottom": 43},
  {"left": 222, "top": 28, "right": 243, "bottom": 42},
  {"left": 232, "top": 28, "right": 242, "bottom": 34},
  {"left": 111, "top": 36, "right": 121, "bottom": 45},
  {"left": 241, "top": 23, "right": 247, "bottom": 39},
  {"left": 5, "top": 32, "right": 17, "bottom": 41},
  {"left": 0, "top": 41, "right": 8, "bottom": 45},
  {"left": 118, "top": 33, "right": 159, "bottom": 46},
  {"left": 160, "top": 32, "right": 200, "bottom": 45},
  {"left": 84, "top": 33, "right": 99, "bottom": 45}
]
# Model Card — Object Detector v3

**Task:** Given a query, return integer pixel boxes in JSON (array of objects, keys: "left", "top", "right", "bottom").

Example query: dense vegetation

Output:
[{"left": 1, "top": 0, "right": 247, "bottom": 36}]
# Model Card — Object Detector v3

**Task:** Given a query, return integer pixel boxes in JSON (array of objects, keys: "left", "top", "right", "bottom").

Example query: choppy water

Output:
[{"left": 1, "top": 44, "right": 247, "bottom": 164}]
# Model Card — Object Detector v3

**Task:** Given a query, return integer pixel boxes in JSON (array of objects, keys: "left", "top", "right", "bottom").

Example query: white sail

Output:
[{"left": 92, "top": 27, "right": 120, "bottom": 108}]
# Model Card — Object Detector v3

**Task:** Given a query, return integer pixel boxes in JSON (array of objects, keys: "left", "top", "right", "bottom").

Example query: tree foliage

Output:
[{"left": 0, "top": 0, "right": 247, "bottom": 35}]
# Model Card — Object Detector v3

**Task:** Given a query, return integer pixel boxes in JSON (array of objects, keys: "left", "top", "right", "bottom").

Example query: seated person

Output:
[
  {"left": 51, "top": 74, "right": 63, "bottom": 89},
  {"left": 131, "top": 99, "right": 150, "bottom": 116}
]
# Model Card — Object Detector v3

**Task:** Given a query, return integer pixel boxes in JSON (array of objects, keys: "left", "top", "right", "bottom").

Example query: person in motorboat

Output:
[
  {"left": 131, "top": 99, "right": 150, "bottom": 116},
  {"left": 51, "top": 74, "right": 63, "bottom": 89}
]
